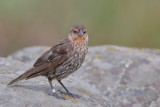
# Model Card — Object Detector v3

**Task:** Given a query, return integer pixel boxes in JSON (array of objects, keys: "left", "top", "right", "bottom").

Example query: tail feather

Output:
[
  {"left": 7, "top": 74, "right": 27, "bottom": 85},
  {"left": 7, "top": 67, "right": 36, "bottom": 85}
]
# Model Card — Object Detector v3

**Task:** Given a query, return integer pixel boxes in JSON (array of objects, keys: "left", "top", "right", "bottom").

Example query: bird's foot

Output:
[
  {"left": 52, "top": 92, "right": 66, "bottom": 100},
  {"left": 67, "top": 92, "right": 80, "bottom": 98},
  {"left": 57, "top": 90, "right": 80, "bottom": 98},
  {"left": 48, "top": 89, "right": 66, "bottom": 100}
]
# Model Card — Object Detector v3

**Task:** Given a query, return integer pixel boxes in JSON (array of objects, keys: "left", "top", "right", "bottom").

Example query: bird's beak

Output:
[{"left": 78, "top": 30, "right": 83, "bottom": 36}]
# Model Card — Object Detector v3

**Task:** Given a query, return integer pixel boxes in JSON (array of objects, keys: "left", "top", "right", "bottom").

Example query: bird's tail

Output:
[
  {"left": 7, "top": 74, "right": 27, "bottom": 85},
  {"left": 7, "top": 67, "right": 37, "bottom": 85}
]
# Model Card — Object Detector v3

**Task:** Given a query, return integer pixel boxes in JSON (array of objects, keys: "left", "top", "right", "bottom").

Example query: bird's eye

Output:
[
  {"left": 83, "top": 31, "right": 86, "bottom": 34},
  {"left": 73, "top": 30, "right": 77, "bottom": 33}
]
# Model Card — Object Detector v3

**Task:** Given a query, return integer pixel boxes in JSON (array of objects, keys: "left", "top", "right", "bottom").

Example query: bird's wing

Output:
[
  {"left": 27, "top": 42, "right": 70, "bottom": 78},
  {"left": 33, "top": 42, "right": 68, "bottom": 67}
]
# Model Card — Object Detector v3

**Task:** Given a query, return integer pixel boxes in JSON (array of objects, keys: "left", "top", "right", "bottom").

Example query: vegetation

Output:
[{"left": 0, "top": 0, "right": 160, "bottom": 56}]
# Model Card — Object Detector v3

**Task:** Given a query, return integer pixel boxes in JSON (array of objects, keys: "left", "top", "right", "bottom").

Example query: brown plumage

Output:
[{"left": 8, "top": 25, "right": 88, "bottom": 98}]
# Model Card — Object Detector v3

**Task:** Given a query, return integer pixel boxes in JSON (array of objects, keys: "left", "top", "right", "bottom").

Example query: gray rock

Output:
[{"left": 0, "top": 45, "right": 160, "bottom": 107}]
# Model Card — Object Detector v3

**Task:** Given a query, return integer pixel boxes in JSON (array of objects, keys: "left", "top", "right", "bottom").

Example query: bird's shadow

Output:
[{"left": 9, "top": 84, "right": 80, "bottom": 99}]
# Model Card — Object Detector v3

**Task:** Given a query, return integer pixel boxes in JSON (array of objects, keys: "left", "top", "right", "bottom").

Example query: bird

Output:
[{"left": 7, "top": 25, "right": 88, "bottom": 99}]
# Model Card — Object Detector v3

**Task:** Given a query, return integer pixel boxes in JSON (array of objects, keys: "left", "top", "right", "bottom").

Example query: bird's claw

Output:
[
  {"left": 52, "top": 92, "right": 66, "bottom": 100},
  {"left": 55, "top": 90, "right": 80, "bottom": 99},
  {"left": 48, "top": 90, "right": 66, "bottom": 100},
  {"left": 67, "top": 92, "right": 80, "bottom": 98}
]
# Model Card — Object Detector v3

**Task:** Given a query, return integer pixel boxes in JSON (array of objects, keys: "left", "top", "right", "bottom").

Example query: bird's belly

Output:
[
  {"left": 54, "top": 52, "right": 85, "bottom": 80},
  {"left": 55, "top": 59, "right": 82, "bottom": 79}
]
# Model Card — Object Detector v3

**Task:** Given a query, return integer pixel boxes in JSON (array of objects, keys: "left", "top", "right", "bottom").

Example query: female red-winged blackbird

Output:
[{"left": 8, "top": 25, "right": 88, "bottom": 99}]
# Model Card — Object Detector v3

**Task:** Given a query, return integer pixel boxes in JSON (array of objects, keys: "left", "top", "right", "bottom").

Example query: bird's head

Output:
[{"left": 68, "top": 25, "right": 88, "bottom": 43}]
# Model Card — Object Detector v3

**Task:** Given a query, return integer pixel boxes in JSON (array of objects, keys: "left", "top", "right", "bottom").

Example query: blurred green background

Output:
[{"left": 0, "top": 0, "right": 160, "bottom": 56}]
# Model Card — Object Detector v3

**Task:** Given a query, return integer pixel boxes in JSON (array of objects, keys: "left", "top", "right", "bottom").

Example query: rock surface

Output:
[{"left": 0, "top": 45, "right": 160, "bottom": 107}]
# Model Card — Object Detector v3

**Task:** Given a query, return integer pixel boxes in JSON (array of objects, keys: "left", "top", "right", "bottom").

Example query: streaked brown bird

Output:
[{"left": 8, "top": 25, "right": 88, "bottom": 98}]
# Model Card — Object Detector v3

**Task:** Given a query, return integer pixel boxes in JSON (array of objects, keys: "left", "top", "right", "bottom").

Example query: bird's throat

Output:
[{"left": 74, "top": 36, "right": 85, "bottom": 41}]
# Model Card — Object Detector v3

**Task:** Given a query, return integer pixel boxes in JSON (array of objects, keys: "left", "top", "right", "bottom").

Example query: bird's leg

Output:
[
  {"left": 48, "top": 78, "right": 65, "bottom": 99},
  {"left": 48, "top": 78, "right": 56, "bottom": 93},
  {"left": 57, "top": 80, "right": 80, "bottom": 98},
  {"left": 57, "top": 80, "right": 70, "bottom": 93}
]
